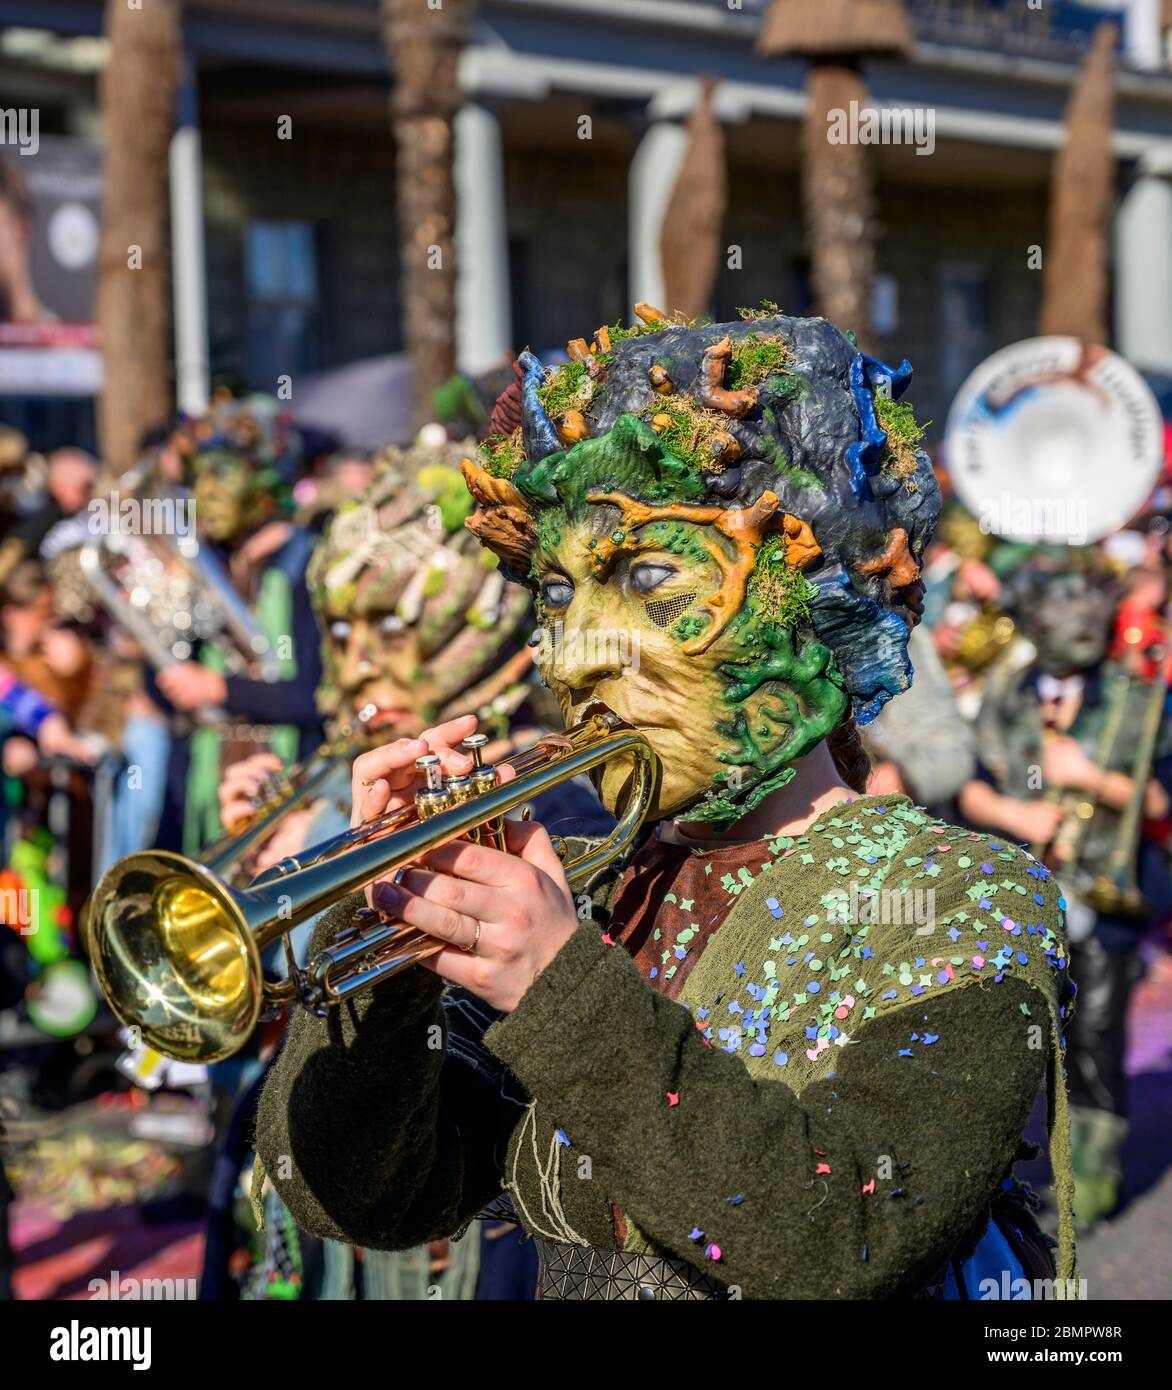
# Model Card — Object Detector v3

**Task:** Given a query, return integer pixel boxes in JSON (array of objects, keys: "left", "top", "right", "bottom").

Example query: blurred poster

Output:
[{"left": 0, "top": 135, "right": 103, "bottom": 395}]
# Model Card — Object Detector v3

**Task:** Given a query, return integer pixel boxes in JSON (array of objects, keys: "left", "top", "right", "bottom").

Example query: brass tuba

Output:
[
  {"left": 1033, "top": 643, "right": 1170, "bottom": 919},
  {"left": 84, "top": 713, "right": 658, "bottom": 1063},
  {"left": 79, "top": 475, "right": 281, "bottom": 716},
  {"left": 1083, "top": 644, "right": 1171, "bottom": 918}
]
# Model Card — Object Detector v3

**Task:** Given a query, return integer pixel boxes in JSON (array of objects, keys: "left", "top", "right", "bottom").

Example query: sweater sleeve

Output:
[
  {"left": 224, "top": 671, "right": 321, "bottom": 726},
  {"left": 254, "top": 895, "right": 522, "bottom": 1250},
  {"left": 224, "top": 548, "right": 323, "bottom": 728},
  {"left": 485, "top": 927, "right": 1048, "bottom": 1299}
]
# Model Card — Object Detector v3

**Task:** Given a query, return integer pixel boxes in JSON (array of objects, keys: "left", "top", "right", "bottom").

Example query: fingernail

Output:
[{"left": 374, "top": 882, "right": 402, "bottom": 915}]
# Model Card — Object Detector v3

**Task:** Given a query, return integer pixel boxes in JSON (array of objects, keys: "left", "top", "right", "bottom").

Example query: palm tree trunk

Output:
[
  {"left": 660, "top": 79, "right": 727, "bottom": 322},
  {"left": 1039, "top": 23, "right": 1118, "bottom": 344},
  {"left": 803, "top": 62, "right": 874, "bottom": 343},
  {"left": 757, "top": 0, "right": 912, "bottom": 347},
  {"left": 382, "top": 0, "right": 470, "bottom": 431},
  {"left": 96, "top": 0, "right": 180, "bottom": 475}
]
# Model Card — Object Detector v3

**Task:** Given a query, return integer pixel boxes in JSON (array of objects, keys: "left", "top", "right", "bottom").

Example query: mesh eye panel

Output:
[{"left": 644, "top": 591, "right": 698, "bottom": 628}]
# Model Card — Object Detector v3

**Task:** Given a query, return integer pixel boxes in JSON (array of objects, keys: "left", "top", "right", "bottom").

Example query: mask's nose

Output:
[{"left": 543, "top": 594, "right": 628, "bottom": 692}]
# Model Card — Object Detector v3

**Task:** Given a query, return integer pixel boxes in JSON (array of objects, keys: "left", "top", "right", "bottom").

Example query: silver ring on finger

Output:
[{"left": 460, "top": 921, "right": 482, "bottom": 954}]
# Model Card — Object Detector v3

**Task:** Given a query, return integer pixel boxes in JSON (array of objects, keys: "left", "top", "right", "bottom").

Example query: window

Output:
[
  {"left": 938, "top": 262, "right": 991, "bottom": 400},
  {"left": 244, "top": 220, "right": 321, "bottom": 390}
]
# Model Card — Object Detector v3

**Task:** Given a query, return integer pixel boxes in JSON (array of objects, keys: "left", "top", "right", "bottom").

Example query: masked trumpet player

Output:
[
  {"left": 254, "top": 310, "right": 1077, "bottom": 1300},
  {"left": 221, "top": 433, "right": 602, "bottom": 1300},
  {"left": 959, "top": 549, "right": 1172, "bottom": 1230}
]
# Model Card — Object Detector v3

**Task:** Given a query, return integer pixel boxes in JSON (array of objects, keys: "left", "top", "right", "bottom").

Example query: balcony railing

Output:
[
  {"left": 662, "top": 0, "right": 1125, "bottom": 63},
  {"left": 905, "top": 0, "right": 1127, "bottom": 63}
]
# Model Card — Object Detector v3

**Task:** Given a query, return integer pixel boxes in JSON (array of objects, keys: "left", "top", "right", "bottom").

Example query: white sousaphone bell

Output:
[{"left": 944, "top": 336, "right": 1166, "bottom": 546}]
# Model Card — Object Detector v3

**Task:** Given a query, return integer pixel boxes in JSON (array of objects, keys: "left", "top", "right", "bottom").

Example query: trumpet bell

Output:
[
  {"left": 84, "top": 713, "right": 659, "bottom": 1062},
  {"left": 88, "top": 850, "right": 262, "bottom": 1063}
]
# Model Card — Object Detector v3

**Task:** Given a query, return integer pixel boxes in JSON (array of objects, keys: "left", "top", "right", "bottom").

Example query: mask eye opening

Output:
[{"left": 644, "top": 591, "right": 698, "bottom": 629}]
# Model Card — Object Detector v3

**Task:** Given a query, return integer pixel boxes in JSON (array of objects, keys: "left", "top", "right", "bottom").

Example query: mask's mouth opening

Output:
[{"left": 574, "top": 697, "right": 626, "bottom": 729}]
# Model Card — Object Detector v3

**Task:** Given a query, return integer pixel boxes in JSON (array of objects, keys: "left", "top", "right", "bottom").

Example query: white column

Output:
[
  {"left": 1115, "top": 161, "right": 1172, "bottom": 373},
  {"left": 1121, "top": 0, "right": 1163, "bottom": 71},
  {"left": 169, "top": 60, "right": 209, "bottom": 417},
  {"left": 454, "top": 100, "right": 513, "bottom": 376},
  {"left": 628, "top": 114, "right": 688, "bottom": 316}
]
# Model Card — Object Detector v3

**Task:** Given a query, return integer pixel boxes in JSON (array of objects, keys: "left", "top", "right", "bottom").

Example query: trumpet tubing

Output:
[
  {"left": 85, "top": 714, "right": 658, "bottom": 1063},
  {"left": 204, "top": 704, "right": 378, "bottom": 882}
]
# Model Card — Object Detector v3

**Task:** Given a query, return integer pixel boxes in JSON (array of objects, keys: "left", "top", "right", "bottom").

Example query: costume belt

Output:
[{"left": 536, "top": 1240, "right": 730, "bottom": 1301}]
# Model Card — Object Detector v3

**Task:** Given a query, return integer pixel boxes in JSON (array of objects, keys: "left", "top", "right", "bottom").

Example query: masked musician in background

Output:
[
  {"left": 216, "top": 434, "right": 605, "bottom": 1301},
  {"left": 254, "top": 311, "right": 1077, "bottom": 1300},
  {"left": 959, "top": 549, "right": 1172, "bottom": 1230},
  {"left": 148, "top": 395, "right": 325, "bottom": 857},
  {"left": 922, "top": 505, "right": 1030, "bottom": 722}
]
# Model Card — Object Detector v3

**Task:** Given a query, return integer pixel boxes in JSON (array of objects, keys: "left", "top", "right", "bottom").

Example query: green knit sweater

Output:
[{"left": 255, "top": 794, "right": 1075, "bottom": 1299}]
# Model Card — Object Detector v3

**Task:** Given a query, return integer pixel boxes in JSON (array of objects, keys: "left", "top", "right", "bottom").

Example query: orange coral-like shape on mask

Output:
[
  {"left": 461, "top": 457, "right": 535, "bottom": 574},
  {"left": 857, "top": 526, "right": 920, "bottom": 590},
  {"left": 584, "top": 490, "right": 820, "bottom": 656}
]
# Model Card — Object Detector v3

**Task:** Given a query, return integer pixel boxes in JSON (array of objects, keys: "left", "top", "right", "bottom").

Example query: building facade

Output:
[{"left": 2, "top": 0, "right": 1171, "bottom": 449}]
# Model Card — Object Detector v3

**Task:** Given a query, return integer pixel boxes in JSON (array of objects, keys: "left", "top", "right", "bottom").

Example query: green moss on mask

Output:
[
  {"left": 517, "top": 414, "right": 706, "bottom": 516},
  {"left": 727, "top": 333, "right": 794, "bottom": 390},
  {"left": 538, "top": 361, "right": 595, "bottom": 418},
  {"left": 874, "top": 395, "right": 928, "bottom": 489},
  {"left": 737, "top": 299, "right": 782, "bottom": 323},
  {"left": 637, "top": 398, "right": 730, "bottom": 473},
  {"left": 746, "top": 534, "right": 815, "bottom": 628},
  {"left": 481, "top": 428, "right": 526, "bottom": 480}
]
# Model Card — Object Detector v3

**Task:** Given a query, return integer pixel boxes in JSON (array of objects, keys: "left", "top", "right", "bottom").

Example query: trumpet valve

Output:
[
  {"left": 472, "top": 765, "right": 499, "bottom": 796},
  {"left": 444, "top": 773, "right": 475, "bottom": 804},
  {"left": 462, "top": 733, "right": 489, "bottom": 768},
  {"left": 415, "top": 754, "right": 452, "bottom": 818}
]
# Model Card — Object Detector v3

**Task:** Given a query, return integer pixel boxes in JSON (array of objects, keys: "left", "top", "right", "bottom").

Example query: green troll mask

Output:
[{"left": 462, "top": 306, "right": 940, "bottom": 827}]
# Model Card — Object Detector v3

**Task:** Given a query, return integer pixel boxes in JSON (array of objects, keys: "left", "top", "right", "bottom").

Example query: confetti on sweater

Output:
[{"left": 521, "top": 792, "right": 1074, "bottom": 1283}]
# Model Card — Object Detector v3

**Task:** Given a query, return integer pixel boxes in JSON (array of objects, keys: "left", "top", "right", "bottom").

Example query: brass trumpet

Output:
[
  {"left": 85, "top": 714, "right": 657, "bottom": 1063},
  {"left": 76, "top": 706, "right": 378, "bottom": 960}
]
